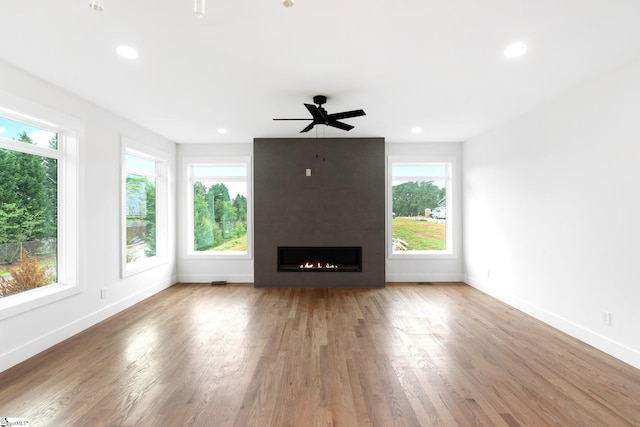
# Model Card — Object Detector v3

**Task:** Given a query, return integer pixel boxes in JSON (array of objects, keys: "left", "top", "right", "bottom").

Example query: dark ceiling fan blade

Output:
[
  {"left": 327, "top": 109, "right": 366, "bottom": 120},
  {"left": 300, "top": 122, "right": 315, "bottom": 133},
  {"left": 304, "top": 103, "right": 327, "bottom": 122},
  {"left": 327, "top": 120, "right": 354, "bottom": 131}
]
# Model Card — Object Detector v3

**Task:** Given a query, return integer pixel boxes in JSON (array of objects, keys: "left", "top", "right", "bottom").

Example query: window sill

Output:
[
  {"left": 122, "top": 256, "right": 168, "bottom": 278},
  {"left": 389, "top": 250, "right": 456, "bottom": 259},
  {"left": 184, "top": 251, "right": 251, "bottom": 260},
  {"left": 0, "top": 283, "right": 80, "bottom": 321}
]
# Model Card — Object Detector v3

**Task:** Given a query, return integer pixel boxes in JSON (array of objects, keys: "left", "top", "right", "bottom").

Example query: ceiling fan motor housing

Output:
[{"left": 313, "top": 95, "right": 327, "bottom": 105}]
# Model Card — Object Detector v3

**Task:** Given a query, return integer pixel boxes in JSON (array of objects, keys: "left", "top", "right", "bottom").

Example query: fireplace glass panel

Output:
[{"left": 278, "top": 246, "right": 362, "bottom": 272}]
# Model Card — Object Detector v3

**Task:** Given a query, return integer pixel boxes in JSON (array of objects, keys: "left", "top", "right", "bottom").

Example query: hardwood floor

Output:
[{"left": 1, "top": 283, "right": 639, "bottom": 426}]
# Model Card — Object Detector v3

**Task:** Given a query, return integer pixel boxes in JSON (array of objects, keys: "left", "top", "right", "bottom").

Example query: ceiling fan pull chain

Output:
[{"left": 323, "top": 137, "right": 326, "bottom": 161}]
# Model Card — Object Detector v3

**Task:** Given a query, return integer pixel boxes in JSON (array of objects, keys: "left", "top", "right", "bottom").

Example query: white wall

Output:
[
  {"left": 463, "top": 58, "right": 640, "bottom": 369},
  {"left": 0, "top": 62, "right": 177, "bottom": 372},
  {"left": 176, "top": 141, "right": 464, "bottom": 284}
]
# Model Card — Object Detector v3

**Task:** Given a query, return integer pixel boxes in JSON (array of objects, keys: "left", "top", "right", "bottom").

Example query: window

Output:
[
  {"left": 0, "top": 117, "right": 58, "bottom": 298},
  {"left": 389, "top": 158, "right": 453, "bottom": 256},
  {"left": 122, "top": 140, "right": 167, "bottom": 276},
  {"left": 0, "top": 100, "right": 78, "bottom": 318},
  {"left": 186, "top": 157, "right": 251, "bottom": 257}
]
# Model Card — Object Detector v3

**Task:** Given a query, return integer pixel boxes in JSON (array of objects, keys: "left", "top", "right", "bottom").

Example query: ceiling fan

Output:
[{"left": 273, "top": 95, "right": 366, "bottom": 133}]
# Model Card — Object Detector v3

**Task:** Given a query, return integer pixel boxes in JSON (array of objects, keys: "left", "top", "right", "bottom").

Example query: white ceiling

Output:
[{"left": 2, "top": 0, "right": 640, "bottom": 143}]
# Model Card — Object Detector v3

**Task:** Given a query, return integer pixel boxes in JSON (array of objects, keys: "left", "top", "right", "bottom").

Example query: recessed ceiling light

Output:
[
  {"left": 217, "top": 128, "right": 228, "bottom": 134},
  {"left": 116, "top": 45, "right": 139, "bottom": 59},
  {"left": 411, "top": 127, "right": 422, "bottom": 134},
  {"left": 504, "top": 42, "right": 528, "bottom": 59}
]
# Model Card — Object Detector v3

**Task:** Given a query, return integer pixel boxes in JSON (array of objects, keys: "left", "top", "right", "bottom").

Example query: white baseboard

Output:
[
  {"left": 178, "top": 274, "right": 464, "bottom": 285},
  {"left": 464, "top": 274, "right": 640, "bottom": 370},
  {"left": 177, "top": 273, "right": 254, "bottom": 283},
  {"left": 0, "top": 277, "right": 175, "bottom": 373},
  {"left": 179, "top": 273, "right": 465, "bottom": 285},
  {"left": 386, "top": 272, "right": 464, "bottom": 283}
]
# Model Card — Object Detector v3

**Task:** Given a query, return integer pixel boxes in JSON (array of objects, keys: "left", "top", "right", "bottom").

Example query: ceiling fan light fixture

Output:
[
  {"left": 89, "top": 0, "right": 103, "bottom": 11},
  {"left": 283, "top": 0, "right": 294, "bottom": 8},
  {"left": 194, "top": 0, "right": 205, "bottom": 18}
]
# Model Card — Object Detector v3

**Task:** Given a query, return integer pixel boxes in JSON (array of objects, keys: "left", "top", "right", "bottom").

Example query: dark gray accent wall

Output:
[{"left": 254, "top": 138, "right": 385, "bottom": 288}]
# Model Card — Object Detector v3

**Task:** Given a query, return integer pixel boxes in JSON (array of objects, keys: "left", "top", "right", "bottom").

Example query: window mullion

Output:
[{"left": 0, "top": 138, "right": 60, "bottom": 159}]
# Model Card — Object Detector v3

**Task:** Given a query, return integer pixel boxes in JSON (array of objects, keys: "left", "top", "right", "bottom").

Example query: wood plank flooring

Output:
[{"left": 1, "top": 283, "right": 639, "bottom": 426}]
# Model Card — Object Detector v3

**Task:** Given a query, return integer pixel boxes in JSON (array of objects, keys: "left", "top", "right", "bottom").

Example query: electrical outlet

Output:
[
  {"left": 601, "top": 310, "right": 611, "bottom": 326},
  {"left": 101, "top": 288, "right": 107, "bottom": 299}
]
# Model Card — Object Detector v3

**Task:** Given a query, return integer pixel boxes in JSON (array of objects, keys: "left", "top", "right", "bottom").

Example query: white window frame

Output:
[
  {"left": 184, "top": 156, "right": 252, "bottom": 259},
  {"left": 121, "top": 138, "right": 168, "bottom": 277},
  {"left": 0, "top": 93, "right": 79, "bottom": 321},
  {"left": 387, "top": 156, "right": 455, "bottom": 259}
]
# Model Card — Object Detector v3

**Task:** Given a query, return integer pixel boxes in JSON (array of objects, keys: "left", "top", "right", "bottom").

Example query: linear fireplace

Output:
[
  {"left": 254, "top": 137, "right": 384, "bottom": 288},
  {"left": 278, "top": 246, "right": 362, "bottom": 272}
]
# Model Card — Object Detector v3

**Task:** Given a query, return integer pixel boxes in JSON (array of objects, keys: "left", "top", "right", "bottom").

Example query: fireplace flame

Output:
[{"left": 299, "top": 261, "right": 338, "bottom": 269}]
